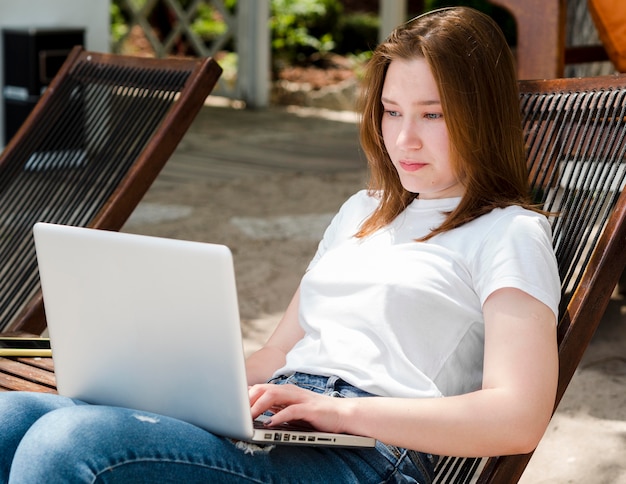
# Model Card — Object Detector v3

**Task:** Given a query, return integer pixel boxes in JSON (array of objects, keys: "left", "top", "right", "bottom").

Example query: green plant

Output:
[
  {"left": 111, "top": 1, "right": 129, "bottom": 43},
  {"left": 110, "top": 0, "right": 235, "bottom": 50},
  {"left": 335, "top": 12, "right": 379, "bottom": 55},
  {"left": 347, "top": 50, "right": 373, "bottom": 81},
  {"left": 111, "top": 0, "right": 380, "bottom": 74},
  {"left": 191, "top": 2, "right": 228, "bottom": 40},
  {"left": 270, "top": 0, "right": 343, "bottom": 67}
]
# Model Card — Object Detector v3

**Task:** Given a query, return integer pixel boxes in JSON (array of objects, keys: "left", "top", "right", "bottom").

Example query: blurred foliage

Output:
[
  {"left": 335, "top": 12, "right": 379, "bottom": 55},
  {"left": 270, "top": 0, "right": 343, "bottom": 67},
  {"left": 190, "top": 1, "right": 232, "bottom": 40},
  {"left": 111, "top": 1, "right": 128, "bottom": 43},
  {"left": 111, "top": 0, "right": 237, "bottom": 43},
  {"left": 110, "top": 0, "right": 514, "bottom": 67},
  {"left": 111, "top": 0, "right": 376, "bottom": 62}
]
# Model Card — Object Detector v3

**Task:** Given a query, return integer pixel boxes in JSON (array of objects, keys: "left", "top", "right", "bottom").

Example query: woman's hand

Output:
[{"left": 248, "top": 383, "right": 354, "bottom": 435}]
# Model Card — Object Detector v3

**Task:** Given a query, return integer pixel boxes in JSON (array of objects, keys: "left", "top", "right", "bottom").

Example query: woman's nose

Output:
[{"left": 396, "top": 120, "right": 422, "bottom": 150}]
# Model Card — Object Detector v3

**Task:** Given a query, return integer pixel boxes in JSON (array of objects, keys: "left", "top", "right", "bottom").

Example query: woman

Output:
[{"left": 0, "top": 7, "right": 560, "bottom": 483}]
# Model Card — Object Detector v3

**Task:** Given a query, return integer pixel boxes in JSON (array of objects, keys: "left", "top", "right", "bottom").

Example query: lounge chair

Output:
[{"left": 0, "top": 46, "right": 222, "bottom": 335}]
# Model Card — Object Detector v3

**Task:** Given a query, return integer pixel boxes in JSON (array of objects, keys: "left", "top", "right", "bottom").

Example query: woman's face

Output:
[{"left": 381, "top": 58, "right": 465, "bottom": 199}]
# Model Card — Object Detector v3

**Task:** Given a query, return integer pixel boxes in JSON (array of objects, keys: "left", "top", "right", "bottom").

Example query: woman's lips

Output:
[{"left": 399, "top": 161, "right": 426, "bottom": 172}]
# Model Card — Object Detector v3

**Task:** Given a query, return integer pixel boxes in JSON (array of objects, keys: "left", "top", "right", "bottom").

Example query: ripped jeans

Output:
[{"left": 0, "top": 373, "right": 436, "bottom": 483}]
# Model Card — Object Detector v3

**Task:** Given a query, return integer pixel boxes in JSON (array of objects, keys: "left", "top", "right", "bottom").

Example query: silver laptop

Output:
[{"left": 33, "top": 222, "right": 375, "bottom": 448}]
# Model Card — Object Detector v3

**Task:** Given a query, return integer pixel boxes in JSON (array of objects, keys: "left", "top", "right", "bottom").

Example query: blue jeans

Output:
[{"left": 0, "top": 373, "right": 436, "bottom": 483}]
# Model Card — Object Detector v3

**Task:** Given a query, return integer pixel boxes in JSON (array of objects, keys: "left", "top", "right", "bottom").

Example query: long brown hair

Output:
[{"left": 356, "top": 7, "right": 533, "bottom": 240}]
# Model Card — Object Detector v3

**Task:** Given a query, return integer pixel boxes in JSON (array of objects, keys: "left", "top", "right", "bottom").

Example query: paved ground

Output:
[{"left": 155, "top": 100, "right": 362, "bottom": 185}]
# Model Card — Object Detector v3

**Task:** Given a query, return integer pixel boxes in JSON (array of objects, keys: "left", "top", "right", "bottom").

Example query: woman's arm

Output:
[
  {"left": 249, "top": 287, "right": 558, "bottom": 457},
  {"left": 245, "top": 286, "right": 305, "bottom": 385}
]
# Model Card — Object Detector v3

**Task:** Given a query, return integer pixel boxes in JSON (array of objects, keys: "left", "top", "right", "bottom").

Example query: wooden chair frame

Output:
[{"left": 490, "top": 0, "right": 611, "bottom": 79}]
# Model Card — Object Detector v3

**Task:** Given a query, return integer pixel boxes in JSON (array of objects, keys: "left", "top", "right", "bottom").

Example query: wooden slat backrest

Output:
[
  {"left": 436, "top": 75, "right": 626, "bottom": 483},
  {"left": 0, "top": 47, "right": 222, "bottom": 334}
]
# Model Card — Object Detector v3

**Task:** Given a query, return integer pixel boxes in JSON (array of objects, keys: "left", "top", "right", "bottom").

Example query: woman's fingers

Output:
[{"left": 248, "top": 384, "right": 347, "bottom": 433}]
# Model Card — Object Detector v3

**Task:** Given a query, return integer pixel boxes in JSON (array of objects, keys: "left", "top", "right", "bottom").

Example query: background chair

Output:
[
  {"left": 489, "top": 0, "right": 613, "bottom": 80},
  {"left": 435, "top": 74, "right": 626, "bottom": 483},
  {"left": 0, "top": 46, "right": 222, "bottom": 335}
]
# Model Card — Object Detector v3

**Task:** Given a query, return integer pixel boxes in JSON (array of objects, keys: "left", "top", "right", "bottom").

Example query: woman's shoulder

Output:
[
  {"left": 345, "top": 189, "right": 380, "bottom": 207},
  {"left": 472, "top": 205, "right": 550, "bottom": 234},
  {"left": 442, "top": 205, "right": 553, "bottom": 254},
  {"left": 307, "top": 190, "right": 381, "bottom": 267},
  {"left": 336, "top": 189, "right": 381, "bottom": 218}
]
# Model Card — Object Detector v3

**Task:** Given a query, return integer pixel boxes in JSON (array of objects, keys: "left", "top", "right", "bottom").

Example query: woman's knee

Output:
[
  {"left": 0, "top": 392, "right": 79, "bottom": 483},
  {"left": 9, "top": 405, "right": 134, "bottom": 483},
  {"left": 0, "top": 391, "right": 76, "bottom": 419},
  {"left": 17, "top": 404, "right": 132, "bottom": 456},
  {"left": 8, "top": 405, "right": 265, "bottom": 483}
]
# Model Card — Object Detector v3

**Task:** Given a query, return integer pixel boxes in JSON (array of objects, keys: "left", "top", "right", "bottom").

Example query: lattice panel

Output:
[{"left": 113, "top": 0, "right": 235, "bottom": 59}]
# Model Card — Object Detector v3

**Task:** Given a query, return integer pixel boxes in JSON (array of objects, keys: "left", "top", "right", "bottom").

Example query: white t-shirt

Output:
[{"left": 274, "top": 190, "right": 561, "bottom": 399}]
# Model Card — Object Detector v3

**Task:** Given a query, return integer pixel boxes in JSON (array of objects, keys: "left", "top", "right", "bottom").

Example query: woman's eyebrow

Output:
[{"left": 381, "top": 96, "right": 441, "bottom": 106}]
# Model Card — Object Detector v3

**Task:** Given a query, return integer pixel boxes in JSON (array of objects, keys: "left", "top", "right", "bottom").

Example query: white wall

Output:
[{"left": 0, "top": 0, "right": 111, "bottom": 146}]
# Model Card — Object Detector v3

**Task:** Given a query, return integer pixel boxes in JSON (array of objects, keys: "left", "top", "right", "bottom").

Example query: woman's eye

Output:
[
  {"left": 384, "top": 110, "right": 400, "bottom": 117},
  {"left": 425, "top": 113, "right": 443, "bottom": 120}
]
